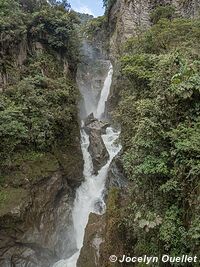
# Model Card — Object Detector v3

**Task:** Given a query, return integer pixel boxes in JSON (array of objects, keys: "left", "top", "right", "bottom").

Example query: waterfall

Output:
[
  {"left": 95, "top": 63, "right": 113, "bottom": 119},
  {"left": 53, "top": 62, "right": 121, "bottom": 267}
]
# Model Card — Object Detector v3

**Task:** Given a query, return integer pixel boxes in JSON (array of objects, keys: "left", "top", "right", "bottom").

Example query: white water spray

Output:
[
  {"left": 53, "top": 63, "right": 121, "bottom": 267},
  {"left": 95, "top": 63, "right": 113, "bottom": 119}
]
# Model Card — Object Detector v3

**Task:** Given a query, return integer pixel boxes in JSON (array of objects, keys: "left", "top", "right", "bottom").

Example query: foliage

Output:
[
  {"left": 150, "top": 5, "right": 176, "bottom": 24},
  {"left": 103, "top": 0, "right": 116, "bottom": 13},
  {"left": 115, "top": 10, "right": 200, "bottom": 262},
  {"left": 83, "top": 15, "right": 109, "bottom": 54},
  {"left": 125, "top": 19, "right": 200, "bottom": 55},
  {"left": 0, "top": 0, "right": 80, "bottom": 181},
  {"left": 0, "top": 0, "right": 80, "bottom": 73},
  {"left": 76, "top": 12, "right": 93, "bottom": 24},
  {"left": 0, "top": 0, "right": 27, "bottom": 48},
  {"left": 30, "top": 6, "right": 77, "bottom": 50},
  {"left": 85, "top": 16, "right": 107, "bottom": 37},
  {"left": 0, "top": 75, "right": 78, "bottom": 165}
]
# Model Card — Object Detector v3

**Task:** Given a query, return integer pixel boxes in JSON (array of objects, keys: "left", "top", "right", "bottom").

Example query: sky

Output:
[{"left": 70, "top": 0, "right": 105, "bottom": 17}]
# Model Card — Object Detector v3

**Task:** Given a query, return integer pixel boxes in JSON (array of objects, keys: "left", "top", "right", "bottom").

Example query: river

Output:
[{"left": 53, "top": 62, "right": 121, "bottom": 267}]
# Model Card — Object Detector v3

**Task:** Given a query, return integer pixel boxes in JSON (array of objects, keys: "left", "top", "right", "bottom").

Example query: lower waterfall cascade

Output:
[{"left": 53, "top": 62, "right": 121, "bottom": 267}]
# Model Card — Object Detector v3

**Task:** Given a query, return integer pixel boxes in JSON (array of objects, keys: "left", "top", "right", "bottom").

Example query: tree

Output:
[
  {"left": 115, "top": 12, "right": 200, "bottom": 259},
  {"left": 150, "top": 5, "right": 176, "bottom": 24},
  {"left": 49, "top": 0, "right": 71, "bottom": 9}
]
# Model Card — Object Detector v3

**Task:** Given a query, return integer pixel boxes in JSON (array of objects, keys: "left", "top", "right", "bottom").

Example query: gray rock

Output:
[
  {"left": 83, "top": 114, "right": 111, "bottom": 174},
  {"left": 84, "top": 113, "right": 96, "bottom": 126},
  {"left": 88, "top": 129, "right": 109, "bottom": 175},
  {"left": 84, "top": 114, "right": 110, "bottom": 135},
  {"left": 0, "top": 163, "right": 83, "bottom": 267},
  {"left": 77, "top": 213, "right": 106, "bottom": 267},
  {"left": 85, "top": 120, "right": 110, "bottom": 135},
  {"left": 105, "top": 152, "right": 128, "bottom": 195},
  {"left": 108, "top": 0, "right": 200, "bottom": 61}
]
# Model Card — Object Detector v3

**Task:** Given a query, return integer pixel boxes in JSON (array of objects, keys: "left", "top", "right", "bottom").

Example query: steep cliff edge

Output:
[
  {"left": 78, "top": 1, "right": 200, "bottom": 266},
  {"left": 106, "top": 1, "right": 200, "bottom": 266},
  {"left": 0, "top": 1, "right": 83, "bottom": 266},
  {"left": 108, "top": 0, "right": 200, "bottom": 60}
]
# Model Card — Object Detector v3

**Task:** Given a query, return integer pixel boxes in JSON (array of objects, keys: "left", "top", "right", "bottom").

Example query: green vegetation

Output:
[
  {"left": 83, "top": 15, "right": 110, "bottom": 56},
  {"left": 0, "top": 187, "right": 28, "bottom": 216},
  {"left": 115, "top": 7, "right": 200, "bottom": 265},
  {"left": 0, "top": 0, "right": 80, "bottom": 76},
  {"left": 76, "top": 12, "right": 93, "bottom": 24},
  {"left": 103, "top": 0, "right": 117, "bottom": 13},
  {"left": 0, "top": 0, "right": 80, "bottom": 201},
  {"left": 1, "top": 76, "right": 78, "bottom": 163},
  {"left": 150, "top": 5, "right": 176, "bottom": 24},
  {"left": 85, "top": 15, "right": 107, "bottom": 37}
]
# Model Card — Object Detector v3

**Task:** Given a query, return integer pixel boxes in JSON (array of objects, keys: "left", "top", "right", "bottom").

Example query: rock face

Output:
[
  {"left": 108, "top": 0, "right": 200, "bottom": 60},
  {"left": 0, "top": 148, "right": 83, "bottom": 267},
  {"left": 84, "top": 115, "right": 110, "bottom": 175},
  {"left": 109, "top": 0, "right": 150, "bottom": 59},
  {"left": 105, "top": 152, "right": 127, "bottom": 195},
  {"left": 77, "top": 44, "right": 110, "bottom": 119},
  {"left": 0, "top": 40, "right": 72, "bottom": 91},
  {"left": 170, "top": 0, "right": 200, "bottom": 18},
  {"left": 77, "top": 213, "right": 106, "bottom": 267}
]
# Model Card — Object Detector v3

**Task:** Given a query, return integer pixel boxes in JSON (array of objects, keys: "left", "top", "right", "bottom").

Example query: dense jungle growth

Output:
[
  {"left": 0, "top": 0, "right": 80, "bottom": 201},
  {"left": 0, "top": 0, "right": 200, "bottom": 266},
  {"left": 113, "top": 6, "right": 200, "bottom": 264}
]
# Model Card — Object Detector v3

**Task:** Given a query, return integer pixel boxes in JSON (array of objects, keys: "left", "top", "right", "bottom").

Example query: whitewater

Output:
[{"left": 53, "top": 63, "right": 121, "bottom": 267}]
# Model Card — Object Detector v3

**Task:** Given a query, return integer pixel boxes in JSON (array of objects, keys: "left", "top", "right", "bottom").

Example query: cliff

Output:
[
  {"left": 78, "top": 1, "right": 200, "bottom": 266},
  {"left": 108, "top": 0, "right": 200, "bottom": 60},
  {"left": 0, "top": 1, "right": 83, "bottom": 266}
]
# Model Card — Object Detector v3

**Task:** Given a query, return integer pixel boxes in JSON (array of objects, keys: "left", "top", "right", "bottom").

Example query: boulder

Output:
[
  {"left": 88, "top": 129, "right": 109, "bottom": 175},
  {"left": 77, "top": 213, "right": 106, "bottom": 267},
  {"left": 84, "top": 113, "right": 110, "bottom": 135},
  {"left": 84, "top": 114, "right": 110, "bottom": 174},
  {"left": 84, "top": 113, "right": 96, "bottom": 126}
]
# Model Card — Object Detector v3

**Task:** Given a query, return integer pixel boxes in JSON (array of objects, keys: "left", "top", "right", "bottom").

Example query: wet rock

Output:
[
  {"left": 105, "top": 152, "right": 128, "bottom": 196},
  {"left": 77, "top": 213, "right": 106, "bottom": 267},
  {"left": 0, "top": 171, "right": 78, "bottom": 267},
  {"left": 84, "top": 114, "right": 110, "bottom": 135},
  {"left": 84, "top": 113, "right": 96, "bottom": 126},
  {"left": 83, "top": 114, "right": 110, "bottom": 175},
  {"left": 86, "top": 120, "right": 110, "bottom": 135},
  {"left": 93, "top": 199, "right": 105, "bottom": 215},
  {"left": 88, "top": 129, "right": 109, "bottom": 175}
]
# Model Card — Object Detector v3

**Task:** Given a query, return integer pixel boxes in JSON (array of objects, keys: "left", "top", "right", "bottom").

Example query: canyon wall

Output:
[
  {"left": 0, "top": 2, "right": 83, "bottom": 266},
  {"left": 108, "top": 0, "right": 200, "bottom": 60},
  {"left": 77, "top": 1, "right": 200, "bottom": 266}
]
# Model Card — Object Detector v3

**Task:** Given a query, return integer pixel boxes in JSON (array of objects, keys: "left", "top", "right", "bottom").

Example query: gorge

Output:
[
  {"left": 0, "top": 0, "right": 200, "bottom": 267},
  {"left": 53, "top": 50, "right": 121, "bottom": 267}
]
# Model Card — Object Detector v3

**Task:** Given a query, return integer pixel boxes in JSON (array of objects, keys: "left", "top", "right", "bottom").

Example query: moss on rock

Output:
[{"left": 0, "top": 187, "right": 28, "bottom": 217}]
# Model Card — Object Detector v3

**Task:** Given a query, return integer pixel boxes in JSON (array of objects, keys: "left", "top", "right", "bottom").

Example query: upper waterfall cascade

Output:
[
  {"left": 95, "top": 64, "right": 113, "bottom": 119},
  {"left": 53, "top": 62, "right": 121, "bottom": 267}
]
